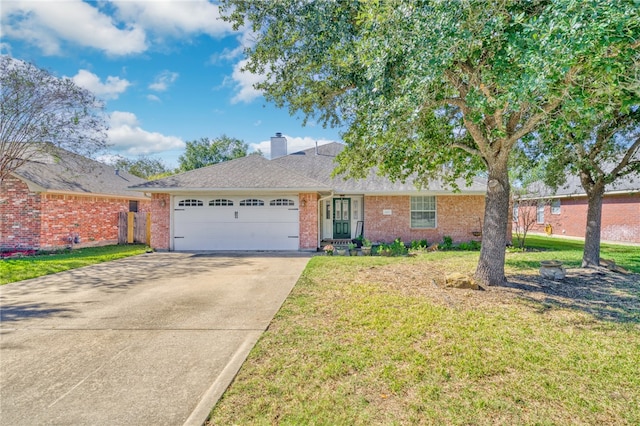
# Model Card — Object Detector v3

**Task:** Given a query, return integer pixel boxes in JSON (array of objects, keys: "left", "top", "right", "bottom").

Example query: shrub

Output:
[
  {"left": 441, "top": 236, "right": 453, "bottom": 250},
  {"left": 390, "top": 238, "right": 408, "bottom": 256},
  {"left": 411, "top": 239, "right": 428, "bottom": 250}
]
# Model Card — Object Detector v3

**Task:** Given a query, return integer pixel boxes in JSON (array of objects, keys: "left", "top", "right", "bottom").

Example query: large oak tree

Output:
[{"left": 222, "top": 0, "right": 639, "bottom": 286}]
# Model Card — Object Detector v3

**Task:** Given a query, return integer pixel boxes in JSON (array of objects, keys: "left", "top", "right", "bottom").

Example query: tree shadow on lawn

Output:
[{"left": 502, "top": 269, "right": 640, "bottom": 324}]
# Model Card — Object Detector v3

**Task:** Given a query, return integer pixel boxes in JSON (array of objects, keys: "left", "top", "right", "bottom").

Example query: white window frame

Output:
[
  {"left": 551, "top": 199, "right": 561, "bottom": 215},
  {"left": 209, "top": 199, "right": 233, "bottom": 206},
  {"left": 410, "top": 196, "right": 437, "bottom": 229},
  {"left": 239, "top": 199, "right": 265, "bottom": 206},
  {"left": 178, "top": 199, "right": 203, "bottom": 207},
  {"left": 536, "top": 203, "right": 545, "bottom": 224},
  {"left": 270, "top": 198, "right": 295, "bottom": 206}
]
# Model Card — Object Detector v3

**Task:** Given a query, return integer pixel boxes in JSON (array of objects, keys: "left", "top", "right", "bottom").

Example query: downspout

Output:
[{"left": 317, "top": 191, "right": 334, "bottom": 248}]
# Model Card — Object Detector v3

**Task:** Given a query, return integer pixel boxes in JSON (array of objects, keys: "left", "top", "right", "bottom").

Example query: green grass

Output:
[
  {"left": 0, "top": 245, "right": 149, "bottom": 284},
  {"left": 507, "top": 234, "right": 640, "bottom": 273},
  {"left": 208, "top": 239, "right": 640, "bottom": 425}
]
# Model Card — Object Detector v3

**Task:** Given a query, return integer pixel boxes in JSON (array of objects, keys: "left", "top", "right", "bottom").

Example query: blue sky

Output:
[{"left": 1, "top": 0, "right": 343, "bottom": 167}]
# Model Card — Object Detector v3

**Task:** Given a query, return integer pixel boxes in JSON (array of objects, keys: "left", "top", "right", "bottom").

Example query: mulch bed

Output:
[{"left": 356, "top": 263, "right": 639, "bottom": 323}]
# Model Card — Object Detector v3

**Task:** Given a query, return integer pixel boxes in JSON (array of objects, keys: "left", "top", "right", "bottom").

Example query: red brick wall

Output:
[
  {"left": 150, "top": 193, "right": 170, "bottom": 250},
  {"left": 298, "top": 193, "right": 319, "bottom": 250},
  {"left": 1, "top": 176, "right": 42, "bottom": 249},
  {"left": 1, "top": 175, "right": 151, "bottom": 250},
  {"left": 363, "top": 195, "right": 485, "bottom": 244},
  {"left": 517, "top": 193, "right": 640, "bottom": 243}
]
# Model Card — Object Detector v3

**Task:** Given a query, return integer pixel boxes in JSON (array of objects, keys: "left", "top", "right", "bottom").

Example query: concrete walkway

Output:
[{"left": 0, "top": 252, "right": 310, "bottom": 425}]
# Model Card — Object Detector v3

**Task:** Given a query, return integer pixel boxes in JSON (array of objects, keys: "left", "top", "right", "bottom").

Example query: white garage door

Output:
[{"left": 173, "top": 195, "right": 299, "bottom": 250}]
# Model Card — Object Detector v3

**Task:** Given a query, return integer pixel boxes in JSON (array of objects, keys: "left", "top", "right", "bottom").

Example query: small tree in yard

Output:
[
  {"left": 0, "top": 55, "right": 107, "bottom": 182},
  {"left": 512, "top": 198, "right": 540, "bottom": 251},
  {"left": 534, "top": 106, "right": 640, "bottom": 268},
  {"left": 222, "top": 0, "right": 638, "bottom": 286}
]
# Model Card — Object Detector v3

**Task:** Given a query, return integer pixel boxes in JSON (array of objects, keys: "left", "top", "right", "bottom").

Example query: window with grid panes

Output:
[{"left": 410, "top": 196, "right": 436, "bottom": 228}]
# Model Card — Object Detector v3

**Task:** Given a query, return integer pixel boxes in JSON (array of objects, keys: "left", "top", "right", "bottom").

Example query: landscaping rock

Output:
[
  {"left": 539, "top": 262, "right": 566, "bottom": 280},
  {"left": 444, "top": 273, "right": 479, "bottom": 290},
  {"left": 600, "top": 258, "right": 631, "bottom": 274}
]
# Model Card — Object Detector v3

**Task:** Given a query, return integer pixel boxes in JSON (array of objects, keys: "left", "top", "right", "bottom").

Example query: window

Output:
[
  {"left": 410, "top": 196, "right": 436, "bottom": 228},
  {"left": 209, "top": 199, "right": 233, "bottom": 206},
  {"left": 239, "top": 199, "right": 264, "bottom": 206},
  {"left": 513, "top": 202, "right": 519, "bottom": 222},
  {"left": 178, "top": 199, "right": 203, "bottom": 207},
  {"left": 129, "top": 200, "right": 138, "bottom": 212},
  {"left": 551, "top": 199, "right": 561, "bottom": 215},
  {"left": 270, "top": 198, "right": 294, "bottom": 206},
  {"left": 537, "top": 203, "right": 545, "bottom": 224}
]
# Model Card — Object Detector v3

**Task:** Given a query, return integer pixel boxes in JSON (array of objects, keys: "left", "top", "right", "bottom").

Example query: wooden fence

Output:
[{"left": 118, "top": 212, "right": 151, "bottom": 245}]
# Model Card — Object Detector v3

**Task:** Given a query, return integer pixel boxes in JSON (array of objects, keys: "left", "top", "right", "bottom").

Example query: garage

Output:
[{"left": 173, "top": 195, "right": 299, "bottom": 250}]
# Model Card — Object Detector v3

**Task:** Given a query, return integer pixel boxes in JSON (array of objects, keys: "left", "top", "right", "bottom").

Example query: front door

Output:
[{"left": 333, "top": 198, "right": 351, "bottom": 239}]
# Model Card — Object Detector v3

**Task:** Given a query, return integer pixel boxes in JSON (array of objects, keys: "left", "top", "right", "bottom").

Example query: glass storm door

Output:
[{"left": 333, "top": 198, "right": 351, "bottom": 239}]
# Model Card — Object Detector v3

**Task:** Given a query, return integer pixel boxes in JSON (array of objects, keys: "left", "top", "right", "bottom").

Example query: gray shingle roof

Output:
[
  {"left": 131, "top": 142, "right": 487, "bottom": 194},
  {"left": 273, "top": 142, "right": 487, "bottom": 194},
  {"left": 11, "top": 147, "right": 148, "bottom": 198},
  {"left": 130, "top": 154, "right": 330, "bottom": 192},
  {"left": 526, "top": 169, "right": 640, "bottom": 198}
]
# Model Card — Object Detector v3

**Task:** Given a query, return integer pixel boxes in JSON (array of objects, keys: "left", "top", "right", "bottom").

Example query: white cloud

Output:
[
  {"left": 113, "top": 1, "right": 233, "bottom": 38},
  {"left": 229, "top": 58, "right": 264, "bottom": 104},
  {"left": 0, "top": 1, "right": 146, "bottom": 56},
  {"left": 107, "top": 111, "right": 184, "bottom": 155},
  {"left": 149, "top": 70, "right": 179, "bottom": 92},
  {"left": 70, "top": 70, "right": 131, "bottom": 100},
  {"left": 250, "top": 135, "right": 336, "bottom": 159},
  {"left": 147, "top": 94, "right": 161, "bottom": 102}
]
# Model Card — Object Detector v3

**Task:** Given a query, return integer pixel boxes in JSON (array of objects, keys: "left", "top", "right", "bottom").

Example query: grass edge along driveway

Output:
[
  {"left": 208, "top": 236, "right": 640, "bottom": 425},
  {"left": 1, "top": 245, "right": 149, "bottom": 285}
]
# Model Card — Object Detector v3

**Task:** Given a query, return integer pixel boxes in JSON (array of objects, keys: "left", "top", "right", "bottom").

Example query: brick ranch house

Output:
[
  {"left": 0, "top": 147, "right": 150, "bottom": 251},
  {"left": 514, "top": 174, "right": 640, "bottom": 244},
  {"left": 132, "top": 137, "right": 488, "bottom": 252}
]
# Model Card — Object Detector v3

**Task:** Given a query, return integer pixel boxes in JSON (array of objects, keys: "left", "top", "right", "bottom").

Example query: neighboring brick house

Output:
[
  {"left": 0, "top": 147, "right": 150, "bottom": 251},
  {"left": 131, "top": 138, "right": 487, "bottom": 252},
  {"left": 514, "top": 174, "right": 640, "bottom": 244}
]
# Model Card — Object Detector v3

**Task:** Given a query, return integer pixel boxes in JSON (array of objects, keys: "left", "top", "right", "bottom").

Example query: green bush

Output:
[
  {"left": 441, "top": 236, "right": 453, "bottom": 250},
  {"left": 411, "top": 239, "right": 428, "bottom": 250}
]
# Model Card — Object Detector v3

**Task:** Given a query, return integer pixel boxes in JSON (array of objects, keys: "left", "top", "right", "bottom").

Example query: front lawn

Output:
[
  {"left": 0, "top": 245, "right": 149, "bottom": 284},
  {"left": 208, "top": 238, "right": 640, "bottom": 425}
]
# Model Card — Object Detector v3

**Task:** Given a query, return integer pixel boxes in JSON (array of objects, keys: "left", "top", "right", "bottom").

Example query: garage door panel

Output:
[{"left": 173, "top": 195, "right": 300, "bottom": 250}]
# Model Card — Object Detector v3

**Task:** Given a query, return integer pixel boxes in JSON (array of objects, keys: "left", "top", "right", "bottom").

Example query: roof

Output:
[
  {"left": 10, "top": 146, "right": 148, "bottom": 199},
  {"left": 526, "top": 170, "right": 640, "bottom": 199},
  {"left": 130, "top": 154, "right": 331, "bottom": 193},
  {"left": 131, "top": 142, "right": 487, "bottom": 195},
  {"left": 272, "top": 142, "right": 487, "bottom": 194}
]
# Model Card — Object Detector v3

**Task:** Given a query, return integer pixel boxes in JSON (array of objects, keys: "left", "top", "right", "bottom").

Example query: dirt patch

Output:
[{"left": 356, "top": 263, "right": 640, "bottom": 323}]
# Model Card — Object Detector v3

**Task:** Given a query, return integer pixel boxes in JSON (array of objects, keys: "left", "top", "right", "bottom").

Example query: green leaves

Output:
[{"left": 178, "top": 135, "right": 248, "bottom": 171}]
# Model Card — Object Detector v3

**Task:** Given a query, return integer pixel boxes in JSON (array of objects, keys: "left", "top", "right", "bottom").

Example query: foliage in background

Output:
[
  {"left": 178, "top": 135, "right": 248, "bottom": 171},
  {"left": 0, "top": 55, "right": 107, "bottom": 182},
  {"left": 221, "top": 0, "right": 639, "bottom": 287},
  {"left": 111, "top": 155, "right": 174, "bottom": 180}
]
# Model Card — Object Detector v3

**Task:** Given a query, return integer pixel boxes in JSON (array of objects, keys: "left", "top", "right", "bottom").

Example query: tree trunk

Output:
[
  {"left": 582, "top": 183, "right": 605, "bottom": 268},
  {"left": 475, "top": 165, "right": 510, "bottom": 286}
]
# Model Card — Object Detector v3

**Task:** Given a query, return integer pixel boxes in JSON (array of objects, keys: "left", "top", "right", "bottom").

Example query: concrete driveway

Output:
[{"left": 0, "top": 252, "right": 310, "bottom": 425}]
